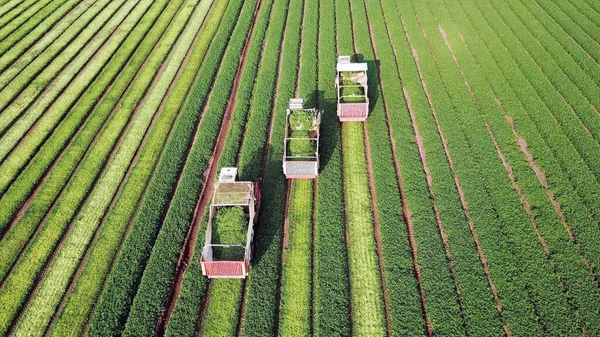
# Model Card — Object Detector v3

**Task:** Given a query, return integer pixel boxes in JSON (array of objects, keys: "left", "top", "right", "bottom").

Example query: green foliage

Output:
[
  {"left": 213, "top": 206, "right": 247, "bottom": 244},
  {"left": 289, "top": 110, "right": 317, "bottom": 130},
  {"left": 288, "top": 130, "right": 316, "bottom": 157}
]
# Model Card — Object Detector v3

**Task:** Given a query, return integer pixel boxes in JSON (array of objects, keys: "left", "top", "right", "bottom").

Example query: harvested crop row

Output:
[
  {"left": 430, "top": 0, "right": 600, "bottom": 333},
  {"left": 407, "top": 1, "right": 582, "bottom": 335},
  {"left": 0, "top": 0, "right": 176, "bottom": 286},
  {"left": 0, "top": 0, "right": 193, "bottom": 334},
  {"left": 48, "top": 1, "right": 227, "bottom": 336},
  {"left": 0, "top": 0, "right": 98, "bottom": 78},
  {"left": 312, "top": 1, "right": 351, "bottom": 335},
  {"left": 277, "top": 0, "right": 317, "bottom": 332},
  {"left": 84, "top": 0, "right": 252, "bottom": 335},
  {"left": 0, "top": 0, "right": 70, "bottom": 52},
  {"left": 8, "top": 0, "right": 211, "bottom": 335},
  {"left": 378, "top": 0, "right": 506, "bottom": 335},
  {"left": 0, "top": 0, "right": 125, "bottom": 127},
  {"left": 338, "top": 0, "right": 392, "bottom": 335}
]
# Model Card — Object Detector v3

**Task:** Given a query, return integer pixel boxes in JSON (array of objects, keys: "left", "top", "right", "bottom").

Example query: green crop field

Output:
[{"left": 0, "top": 0, "right": 598, "bottom": 335}]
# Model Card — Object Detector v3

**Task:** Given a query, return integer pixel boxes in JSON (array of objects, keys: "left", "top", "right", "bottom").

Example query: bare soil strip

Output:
[
  {"left": 402, "top": 23, "right": 511, "bottom": 337},
  {"left": 5, "top": 22, "right": 178, "bottom": 334},
  {"left": 156, "top": 0, "right": 265, "bottom": 333}
]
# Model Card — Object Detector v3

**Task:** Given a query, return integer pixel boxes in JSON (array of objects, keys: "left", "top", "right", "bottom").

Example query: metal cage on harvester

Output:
[
  {"left": 336, "top": 55, "right": 369, "bottom": 121},
  {"left": 200, "top": 167, "right": 261, "bottom": 278},
  {"left": 282, "top": 98, "right": 321, "bottom": 179}
]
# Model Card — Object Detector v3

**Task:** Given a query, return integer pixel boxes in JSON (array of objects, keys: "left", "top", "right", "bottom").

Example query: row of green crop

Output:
[
  {"left": 0, "top": 0, "right": 155, "bottom": 282},
  {"left": 0, "top": 0, "right": 143, "bottom": 169},
  {"left": 545, "top": 0, "right": 600, "bottom": 48},
  {"left": 0, "top": 0, "right": 70, "bottom": 52},
  {"left": 0, "top": 0, "right": 55, "bottom": 42},
  {"left": 432, "top": 0, "right": 600, "bottom": 333},
  {"left": 0, "top": 0, "right": 41, "bottom": 31},
  {"left": 446, "top": 0, "right": 600, "bottom": 293},
  {"left": 277, "top": 0, "right": 317, "bottom": 332},
  {"left": 532, "top": 0, "right": 600, "bottom": 63},
  {"left": 9, "top": 0, "right": 209, "bottom": 334},
  {"left": 360, "top": 0, "right": 477, "bottom": 335},
  {"left": 396, "top": 2, "right": 540, "bottom": 336},
  {"left": 0, "top": 0, "right": 23, "bottom": 17},
  {"left": 0, "top": 0, "right": 178, "bottom": 334},
  {"left": 313, "top": 1, "right": 351, "bottom": 335},
  {"left": 503, "top": 0, "right": 600, "bottom": 113},
  {"left": 0, "top": 0, "right": 174, "bottom": 288},
  {"left": 119, "top": 0, "right": 267, "bottom": 335},
  {"left": 569, "top": 0, "right": 600, "bottom": 24},
  {"left": 377, "top": 0, "right": 506, "bottom": 335},
  {"left": 485, "top": 1, "right": 600, "bottom": 153},
  {"left": 511, "top": 0, "right": 600, "bottom": 89},
  {"left": 84, "top": 0, "right": 248, "bottom": 335},
  {"left": 0, "top": 0, "right": 123, "bottom": 130},
  {"left": 173, "top": 0, "right": 278, "bottom": 334},
  {"left": 457, "top": 0, "right": 600, "bottom": 264},
  {"left": 0, "top": 0, "right": 97, "bottom": 75},
  {"left": 407, "top": 1, "right": 584, "bottom": 335},
  {"left": 48, "top": 1, "right": 228, "bottom": 335},
  {"left": 237, "top": 2, "right": 304, "bottom": 337}
]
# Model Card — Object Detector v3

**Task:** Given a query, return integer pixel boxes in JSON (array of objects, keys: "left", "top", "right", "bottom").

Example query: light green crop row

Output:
[
  {"left": 0, "top": 0, "right": 138, "bottom": 163},
  {"left": 9, "top": 0, "right": 206, "bottom": 334},
  {"left": 0, "top": 0, "right": 41, "bottom": 31},
  {"left": 0, "top": 0, "right": 194, "bottom": 334},
  {"left": 0, "top": 0, "right": 120, "bottom": 120}
]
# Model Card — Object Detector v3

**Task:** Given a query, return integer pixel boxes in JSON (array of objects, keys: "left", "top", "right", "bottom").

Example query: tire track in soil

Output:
[
  {"left": 46, "top": 1, "right": 203, "bottom": 332},
  {"left": 0, "top": 0, "right": 176, "bottom": 285},
  {"left": 3, "top": 14, "right": 184, "bottom": 332},
  {"left": 154, "top": 0, "right": 265, "bottom": 333},
  {"left": 0, "top": 0, "right": 143, "bottom": 165},
  {"left": 0, "top": 0, "right": 128, "bottom": 134},
  {"left": 401, "top": 21, "right": 511, "bottom": 337}
]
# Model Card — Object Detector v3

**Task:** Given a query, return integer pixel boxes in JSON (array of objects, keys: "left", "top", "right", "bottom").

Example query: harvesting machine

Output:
[
  {"left": 200, "top": 167, "right": 261, "bottom": 278},
  {"left": 336, "top": 55, "right": 369, "bottom": 121},
  {"left": 282, "top": 98, "right": 321, "bottom": 179}
]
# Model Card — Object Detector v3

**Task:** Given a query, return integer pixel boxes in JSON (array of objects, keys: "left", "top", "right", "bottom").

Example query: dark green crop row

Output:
[
  {"left": 359, "top": 0, "right": 468, "bottom": 335},
  {"left": 408, "top": 1, "right": 583, "bottom": 336},
  {"left": 432, "top": 0, "right": 600, "bottom": 334},
  {"left": 485, "top": 0, "right": 600, "bottom": 155},
  {"left": 397, "top": 1, "right": 541, "bottom": 336},
  {"left": 240, "top": 0, "right": 304, "bottom": 335},
  {"left": 0, "top": 0, "right": 72, "bottom": 56},
  {"left": 450, "top": 0, "right": 600, "bottom": 268},
  {"left": 312, "top": 1, "right": 351, "bottom": 335},
  {"left": 378, "top": 0, "right": 505, "bottom": 335},
  {"left": 85, "top": 1, "right": 255, "bottom": 336}
]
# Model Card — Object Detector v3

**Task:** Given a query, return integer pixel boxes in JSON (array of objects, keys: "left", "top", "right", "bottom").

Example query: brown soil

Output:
[
  {"left": 157, "top": 0, "right": 266, "bottom": 334},
  {"left": 402, "top": 24, "right": 511, "bottom": 337}
]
